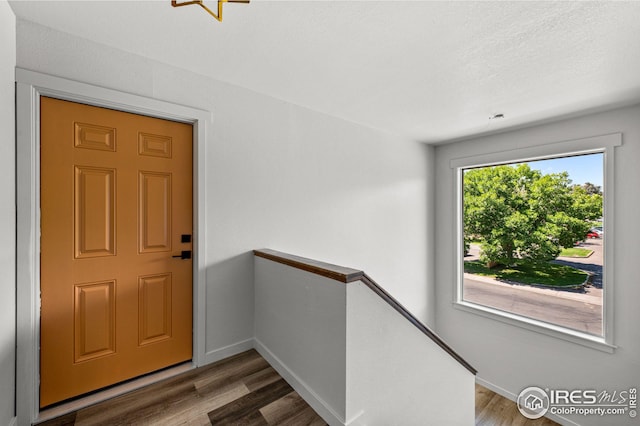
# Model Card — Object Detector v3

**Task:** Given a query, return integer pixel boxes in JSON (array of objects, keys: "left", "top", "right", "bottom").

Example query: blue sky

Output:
[{"left": 520, "top": 153, "right": 603, "bottom": 187}]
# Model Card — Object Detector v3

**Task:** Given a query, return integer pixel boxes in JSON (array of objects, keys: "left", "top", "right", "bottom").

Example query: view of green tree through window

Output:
[{"left": 462, "top": 153, "right": 604, "bottom": 336}]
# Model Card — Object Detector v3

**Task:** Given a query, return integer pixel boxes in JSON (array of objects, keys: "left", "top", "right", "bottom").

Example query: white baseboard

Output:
[
  {"left": 254, "top": 338, "right": 346, "bottom": 426},
  {"left": 202, "top": 338, "right": 255, "bottom": 365},
  {"left": 476, "top": 376, "right": 579, "bottom": 426},
  {"left": 476, "top": 376, "right": 518, "bottom": 400}
]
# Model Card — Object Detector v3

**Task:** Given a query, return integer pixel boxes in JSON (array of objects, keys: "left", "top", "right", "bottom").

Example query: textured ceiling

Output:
[{"left": 9, "top": 0, "right": 640, "bottom": 143}]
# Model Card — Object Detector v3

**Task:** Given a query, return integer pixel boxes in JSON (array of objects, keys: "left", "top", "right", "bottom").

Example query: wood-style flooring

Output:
[
  {"left": 37, "top": 349, "right": 326, "bottom": 426},
  {"left": 37, "top": 349, "right": 559, "bottom": 425},
  {"left": 476, "top": 384, "right": 559, "bottom": 426}
]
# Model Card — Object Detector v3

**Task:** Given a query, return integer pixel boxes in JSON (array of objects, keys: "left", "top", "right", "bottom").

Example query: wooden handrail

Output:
[
  {"left": 254, "top": 248, "right": 363, "bottom": 283},
  {"left": 253, "top": 249, "right": 477, "bottom": 375}
]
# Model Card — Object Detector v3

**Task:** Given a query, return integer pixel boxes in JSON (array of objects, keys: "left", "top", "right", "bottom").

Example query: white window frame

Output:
[{"left": 450, "top": 133, "right": 621, "bottom": 353}]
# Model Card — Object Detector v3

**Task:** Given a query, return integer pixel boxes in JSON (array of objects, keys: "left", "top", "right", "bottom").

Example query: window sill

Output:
[{"left": 453, "top": 300, "right": 616, "bottom": 353}]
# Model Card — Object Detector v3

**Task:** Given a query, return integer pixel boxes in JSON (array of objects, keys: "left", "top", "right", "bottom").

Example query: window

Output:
[{"left": 452, "top": 134, "right": 620, "bottom": 352}]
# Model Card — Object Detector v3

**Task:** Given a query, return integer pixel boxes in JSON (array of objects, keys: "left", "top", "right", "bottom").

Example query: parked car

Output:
[
  {"left": 589, "top": 227, "right": 603, "bottom": 237},
  {"left": 586, "top": 231, "right": 600, "bottom": 239}
]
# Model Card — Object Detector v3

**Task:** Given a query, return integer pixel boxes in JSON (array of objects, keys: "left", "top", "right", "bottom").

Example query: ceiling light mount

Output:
[{"left": 171, "top": 0, "right": 249, "bottom": 22}]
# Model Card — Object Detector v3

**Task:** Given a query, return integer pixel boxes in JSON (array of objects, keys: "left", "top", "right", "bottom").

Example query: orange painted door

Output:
[{"left": 40, "top": 97, "right": 193, "bottom": 407}]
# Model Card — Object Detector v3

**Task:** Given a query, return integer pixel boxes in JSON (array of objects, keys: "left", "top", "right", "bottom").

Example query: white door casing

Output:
[{"left": 16, "top": 68, "right": 209, "bottom": 424}]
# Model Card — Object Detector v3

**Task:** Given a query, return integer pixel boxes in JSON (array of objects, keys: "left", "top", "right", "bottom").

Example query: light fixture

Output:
[{"left": 171, "top": 0, "right": 250, "bottom": 22}]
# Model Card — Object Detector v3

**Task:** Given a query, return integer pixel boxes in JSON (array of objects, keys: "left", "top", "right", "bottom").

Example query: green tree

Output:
[
  {"left": 580, "top": 182, "right": 602, "bottom": 196},
  {"left": 464, "top": 164, "right": 598, "bottom": 267},
  {"left": 569, "top": 185, "right": 603, "bottom": 221}
]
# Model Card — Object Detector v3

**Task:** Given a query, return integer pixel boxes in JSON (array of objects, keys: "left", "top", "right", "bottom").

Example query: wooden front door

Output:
[{"left": 40, "top": 97, "right": 193, "bottom": 407}]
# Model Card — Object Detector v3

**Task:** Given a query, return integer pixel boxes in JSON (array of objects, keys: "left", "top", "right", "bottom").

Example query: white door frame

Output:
[{"left": 16, "top": 68, "right": 209, "bottom": 423}]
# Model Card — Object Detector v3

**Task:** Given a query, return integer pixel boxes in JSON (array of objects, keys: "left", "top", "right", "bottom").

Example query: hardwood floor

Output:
[
  {"left": 476, "top": 384, "right": 559, "bottom": 426},
  {"left": 37, "top": 349, "right": 326, "bottom": 426},
  {"left": 37, "top": 349, "right": 558, "bottom": 425}
]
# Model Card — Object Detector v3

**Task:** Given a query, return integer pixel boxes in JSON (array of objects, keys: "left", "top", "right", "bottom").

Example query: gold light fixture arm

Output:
[{"left": 171, "top": 0, "right": 249, "bottom": 22}]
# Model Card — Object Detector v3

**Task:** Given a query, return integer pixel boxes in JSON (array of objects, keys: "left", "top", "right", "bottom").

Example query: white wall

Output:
[
  {"left": 16, "top": 19, "right": 432, "bottom": 359},
  {"left": 435, "top": 105, "right": 640, "bottom": 426},
  {"left": 0, "top": 1, "right": 16, "bottom": 425},
  {"left": 254, "top": 258, "right": 347, "bottom": 425},
  {"left": 346, "top": 280, "right": 474, "bottom": 426},
  {"left": 254, "top": 256, "right": 474, "bottom": 426}
]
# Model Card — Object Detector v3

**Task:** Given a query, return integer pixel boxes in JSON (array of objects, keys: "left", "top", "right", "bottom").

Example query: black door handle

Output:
[{"left": 172, "top": 250, "right": 192, "bottom": 260}]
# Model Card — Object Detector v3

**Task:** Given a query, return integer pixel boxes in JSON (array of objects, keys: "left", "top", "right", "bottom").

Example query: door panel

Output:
[
  {"left": 139, "top": 171, "right": 172, "bottom": 253},
  {"left": 40, "top": 97, "right": 193, "bottom": 408},
  {"left": 74, "top": 166, "right": 116, "bottom": 258},
  {"left": 73, "top": 280, "right": 116, "bottom": 363},
  {"left": 138, "top": 273, "right": 173, "bottom": 346}
]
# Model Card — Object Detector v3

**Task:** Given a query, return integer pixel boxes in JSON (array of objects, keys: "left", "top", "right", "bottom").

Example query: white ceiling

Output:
[{"left": 9, "top": 0, "right": 640, "bottom": 143}]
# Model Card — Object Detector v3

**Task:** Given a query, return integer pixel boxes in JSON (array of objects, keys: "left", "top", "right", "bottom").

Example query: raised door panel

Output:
[
  {"left": 75, "top": 122, "right": 116, "bottom": 152},
  {"left": 139, "top": 171, "right": 172, "bottom": 253},
  {"left": 74, "top": 166, "right": 116, "bottom": 258},
  {"left": 74, "top": 281, "right": 116, "bottom": 363},
  {"left": 138, "top": 273, "right": 172, "bottom": 345},
  {"left": 139, "top": 132, "right": 172, "bottom": 158}
]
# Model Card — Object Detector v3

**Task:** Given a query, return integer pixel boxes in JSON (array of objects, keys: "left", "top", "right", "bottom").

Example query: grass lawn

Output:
[
  {"left": 464, "top": 260, "right": 587, "bottom": 287},
  {"left": 559, "top": 247, "right": 593, "bottom": 258}
]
